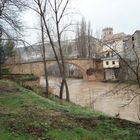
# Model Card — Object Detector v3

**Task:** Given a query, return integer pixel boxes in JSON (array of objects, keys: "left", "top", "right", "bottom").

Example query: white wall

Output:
[{"left": 103, "top": 59, "right": 119, "bottom": 68}]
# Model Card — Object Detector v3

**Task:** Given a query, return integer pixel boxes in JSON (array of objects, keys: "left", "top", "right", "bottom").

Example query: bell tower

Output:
[{"left": 102, "top": 27, "right": 113, "bottom": 40}]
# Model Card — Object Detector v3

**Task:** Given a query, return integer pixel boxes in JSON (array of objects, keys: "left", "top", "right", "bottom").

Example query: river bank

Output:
[{"left": 0, "top": 79, "right": 140, "bottom": 140}]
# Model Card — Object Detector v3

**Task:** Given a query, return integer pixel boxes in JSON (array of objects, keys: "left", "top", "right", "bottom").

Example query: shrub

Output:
[{"left": 1, "top": 68, "right": 11, "bottom": 75}]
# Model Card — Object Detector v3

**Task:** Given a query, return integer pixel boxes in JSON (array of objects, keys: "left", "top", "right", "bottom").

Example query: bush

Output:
[{"left": 1, "top": 68, "right": 11, "bottom": 75}]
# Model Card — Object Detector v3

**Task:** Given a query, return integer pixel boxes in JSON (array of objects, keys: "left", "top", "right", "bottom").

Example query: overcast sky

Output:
[{"left": 23, "top": 0, "right": 140, "bottom": 44}]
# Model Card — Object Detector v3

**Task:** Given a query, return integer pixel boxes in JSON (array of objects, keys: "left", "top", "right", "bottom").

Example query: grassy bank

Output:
[{"left": 0, "top": 80, "right": 140, "bottom": 140}]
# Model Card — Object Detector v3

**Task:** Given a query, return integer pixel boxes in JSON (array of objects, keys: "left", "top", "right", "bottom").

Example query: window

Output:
[
  {"left": 132, "top": 44, "right": 135, "bottom": 48},
  {"left": 106, "top": 61, "right": 109, "bottom": 65},
  {"left": 106, "top": 52, "right": 109, "bottom": 57},
  {"left": 112, "top": 61, "right": 115, "bottom": 65},
  {"left": 132, "top": 36, "right": 134, "bottom": 41}
]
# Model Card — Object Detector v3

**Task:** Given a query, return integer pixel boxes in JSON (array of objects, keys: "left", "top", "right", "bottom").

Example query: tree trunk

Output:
[
  {"left": 0, "top": 31, "right": 2, "bottom": 79},
  {"left": 60, "top": 78, "right": 69, "bottom": 101},
  {"left": 40, "top": 16, "right": 49, "bottom": 95},
  {"left": 64, "top": 79, "right": 70, "bottom": 101},
  {"left": 54, "top": 0, "right": 70, "bottom": 101},
  {"left": 60, "top": 79, "right": 64, "bottom": 99},
  {"left": 0, "top": 62, "right": 2, "bottom": 79}
]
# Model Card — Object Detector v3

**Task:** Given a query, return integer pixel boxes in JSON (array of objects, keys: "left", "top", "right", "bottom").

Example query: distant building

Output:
[
  {"left": 15, "top": 43, "right": 57, "bottom": 62},
  {"left": 124, "top": 30, "right": 140, "bottom": 61},
  {"left": 121, "top": 30, "right": 140, "bottom": 81},
  {"left": 15, "top": 35, "right": 102, "bottom": 62},
  {"left": 102, "top": 27, "right": 113, "bottom": 40},
  {"left": 101, "top": 27, "right": 130, "bottom": 81}
]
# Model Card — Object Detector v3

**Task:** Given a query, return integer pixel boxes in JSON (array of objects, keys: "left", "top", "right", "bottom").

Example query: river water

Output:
[{"left": 40, "top": 76, "right": 140, "bottom": 123}]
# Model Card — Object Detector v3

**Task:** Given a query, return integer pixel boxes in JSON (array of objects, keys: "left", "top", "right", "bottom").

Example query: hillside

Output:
[{"left": 0, "top": 80, "right": 140, "bottom": 140}]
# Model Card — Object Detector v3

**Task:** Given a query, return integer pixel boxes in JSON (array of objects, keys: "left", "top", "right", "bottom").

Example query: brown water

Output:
[{"left": 40, "top": 76, "right": 140, "bottom": 123}]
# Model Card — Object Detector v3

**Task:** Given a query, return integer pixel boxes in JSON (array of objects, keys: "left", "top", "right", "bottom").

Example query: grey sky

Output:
[
  {"left": 23, "top": 0, "right": 140, "bottom": 44},
  {"left": 74, "top": 0, "right": 140, "bottom": 33}
]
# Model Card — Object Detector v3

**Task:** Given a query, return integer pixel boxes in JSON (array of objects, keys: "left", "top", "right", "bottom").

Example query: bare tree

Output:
[
  {"left": 40, "top": 11, "right": 49, "bottom": 95},
  {"left": 87, "top": 21, "right": 93, "bottom": 58},
  {"left": 31, "top": 0, "right": 71, "bottom": 101},
  {"left": 0, "top": 0, "right": 27, "bottom": 78},
  {"left": 80, "top": 18, "right": 87, "bottom": 57},
  {"left": 0, "top": 0, "right": 27, "bottom": 38},
  {"left": 75, "top": 22, "right": 80, "bottom": 57},
  {"left": 75, "top": 18, "right": 87, "bottom": 58},
  {"left": 75, "top": 18, "right": 93, "bottom": 58}
]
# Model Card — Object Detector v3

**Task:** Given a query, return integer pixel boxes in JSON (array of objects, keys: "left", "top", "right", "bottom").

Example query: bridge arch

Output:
[{"left": 47, "top": 61, "right": 87, "bottom": 80}]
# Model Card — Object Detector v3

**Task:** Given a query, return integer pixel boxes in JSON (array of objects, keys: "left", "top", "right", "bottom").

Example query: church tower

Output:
[{"left": 102, "top": 27, "right": 113, "bottom": 40}]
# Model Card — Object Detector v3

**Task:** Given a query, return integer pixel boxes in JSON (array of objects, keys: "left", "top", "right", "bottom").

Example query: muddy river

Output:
[{"left": 40, "top": 77, "right": 140, "bottom": 123}]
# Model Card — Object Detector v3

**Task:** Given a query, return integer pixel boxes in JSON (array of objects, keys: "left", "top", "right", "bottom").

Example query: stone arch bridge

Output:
[{"left": 6, "top": 58, "right": 103, "bottom": 81}]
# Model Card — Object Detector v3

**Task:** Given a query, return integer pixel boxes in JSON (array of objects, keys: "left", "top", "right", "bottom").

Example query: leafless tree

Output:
[
  {"left": 31, "top": 0, "right": 72, "bottom": 101},
  {"left": 0, "top": 0, "right": 27, "bottom": 77},
  {"left": 87, "top": 21, "right": 93, "bottom": 58},
  {"left": 75, "top": 18, "right": 93, "bottom": 58},
  {"left": 40, "top": 11, "right": 49, "bottom": 95},
  {"left": 0, "top": 0, "right": 27, "bottom": 38},
  {"left": 75, "top": 18, "right": 86, "bottom": 57}
]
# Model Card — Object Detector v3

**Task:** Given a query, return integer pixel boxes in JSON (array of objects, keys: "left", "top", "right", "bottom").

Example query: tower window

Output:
[{"left": 132, "top": 36, "right": 134, "bottom": 41}]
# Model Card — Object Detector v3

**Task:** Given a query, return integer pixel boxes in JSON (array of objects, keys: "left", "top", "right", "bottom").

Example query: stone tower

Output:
[{"left": 102, "top": 27, "right": 113, "bottom": 40}]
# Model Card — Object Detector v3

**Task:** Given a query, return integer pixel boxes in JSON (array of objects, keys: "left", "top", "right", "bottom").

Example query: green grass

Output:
[
  {"left": 0, "top": 129, "right": 34, "bottom": 140},
  {"left": 0, "top": 80, "right": 139, "bottom": 140},
  {"left": 47, "top": 128, "right": 95, "bottom": 140}
]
